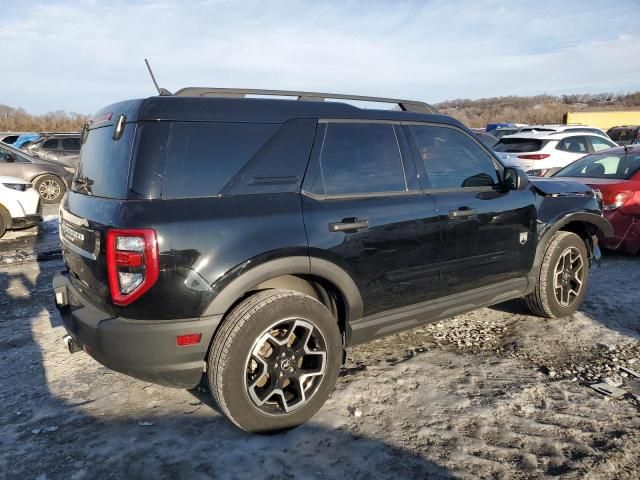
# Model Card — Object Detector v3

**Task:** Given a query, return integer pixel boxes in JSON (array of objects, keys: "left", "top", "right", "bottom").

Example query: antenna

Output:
[{"left": 144, "top": 58, "right": 172, "bottom": 96}]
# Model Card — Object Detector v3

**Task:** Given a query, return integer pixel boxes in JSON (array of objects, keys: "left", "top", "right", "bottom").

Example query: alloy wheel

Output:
[
  {"left": 39, "top": 179, "right": 61, "bottom": 200},
  {"left": 553, "top": 246, "right": 585, "bottom": 307},
  {"left": 244, "top": 318, "right": 327, "bottom": 415}
]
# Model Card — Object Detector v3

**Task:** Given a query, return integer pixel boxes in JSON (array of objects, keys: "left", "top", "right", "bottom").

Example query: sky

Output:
[{"left": 1, "top": 0, "right": 639, "bottom": 115}]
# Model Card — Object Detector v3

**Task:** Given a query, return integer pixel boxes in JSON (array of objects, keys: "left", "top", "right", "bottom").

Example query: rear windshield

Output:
[
  {"left": 555, "top": 152, "right": 640, "bottom": 180},
  {"left": 72, "top": 124, "right": 134, "bottom": 198},
  {"left": 493, "top": 138, "right": 546, "bottom": 153}
]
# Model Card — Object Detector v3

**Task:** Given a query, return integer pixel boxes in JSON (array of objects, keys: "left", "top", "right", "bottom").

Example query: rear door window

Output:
[
  {"left": 42, "top": 139, "right": 59, "bottom": 150},
  {"left": 407, "top": 125, "right": 498, "bottom": 189},
  {"left": 62, "top": 138, "right": 81, "bottom": 151},
  {"left": 317, "top": 122, "right": 406, "bottom": 195},
  {"left": 557, "top": 136, "right": 589, "bottom": 153}
]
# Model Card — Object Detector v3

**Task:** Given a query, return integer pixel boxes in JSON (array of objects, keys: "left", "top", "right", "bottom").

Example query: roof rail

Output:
[{"left": 172, "top": 87, "right": 439, "bottom": 114}]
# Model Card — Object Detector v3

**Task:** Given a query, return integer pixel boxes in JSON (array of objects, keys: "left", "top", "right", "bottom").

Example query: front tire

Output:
[
  {"left": 35, "top": 174, "right": 66, "bottom": 203},
  {"left": 525, "top": 231, "right": 589, "bottom": 318},
  {"left": 0, "top": 215, "right": 6, "bottom": 239},
  {"left": 207, "top": 289, "right": 342, "bottom": 433}
]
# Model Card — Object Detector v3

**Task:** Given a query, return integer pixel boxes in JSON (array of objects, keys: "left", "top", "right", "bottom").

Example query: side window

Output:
[
  {"left": 42, "top": 139, "right": 59, "bottom": 150},
  {"left": 319, "top": 123, "right": 406, "bottom": 195},
  {"left": 0, "top": 147, "right": 29, "bottom": 163},
  {"left": 588, "top": 136, "right": 615, "bottom": 152},
  {"left": 62, "top": 138, "right": 81, "bottom": 151},
  {"left": 144, "top": 122, "right": 280, "bottom": 199},
  {"left": 557, "top": 136, "right": 588, "bottom": 154},
  {"left": 407, "top": 125, "right": 498, "bottom": 189}
]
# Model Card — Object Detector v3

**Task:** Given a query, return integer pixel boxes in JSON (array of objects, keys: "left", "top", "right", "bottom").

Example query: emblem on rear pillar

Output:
[{"left": 520, "top": 232, "right": 528, "bottom": 245}]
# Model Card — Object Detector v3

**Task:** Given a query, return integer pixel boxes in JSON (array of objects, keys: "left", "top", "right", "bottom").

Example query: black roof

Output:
[{"left": 93, "top": 95, "right": 461, "bottom": 129}]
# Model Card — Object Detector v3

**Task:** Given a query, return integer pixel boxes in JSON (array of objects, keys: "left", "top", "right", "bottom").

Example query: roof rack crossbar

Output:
[{"left": 172, "top": 87, "right": 439, "bottom": 114}]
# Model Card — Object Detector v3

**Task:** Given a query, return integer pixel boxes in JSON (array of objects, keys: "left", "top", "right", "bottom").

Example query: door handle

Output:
[
  {"left": 329, "top": 218, "right": 369, "bottom": 232},
  {"left": 448, "top": 207, "right": 477, "bottom": 219}
]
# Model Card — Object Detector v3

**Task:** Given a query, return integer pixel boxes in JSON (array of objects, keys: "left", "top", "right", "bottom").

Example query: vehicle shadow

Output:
[{"left": 0, "top": 255, "right": 455, "bottom": 479}]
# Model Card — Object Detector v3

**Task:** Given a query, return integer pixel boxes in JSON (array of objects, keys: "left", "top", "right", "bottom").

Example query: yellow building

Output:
[{"left": 563, "top": 111, "right": 640, "bottom": 130}]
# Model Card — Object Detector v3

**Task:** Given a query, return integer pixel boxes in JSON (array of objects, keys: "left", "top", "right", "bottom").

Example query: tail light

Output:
[
  {"left": 602, "top": 191, "right": 634, "bottom": 211},
  {"left": 518, "top": 154, "right": 550, "bottom": 160},
  {"left": 106, "top": 229, "right": 159, "bottom": 305}
]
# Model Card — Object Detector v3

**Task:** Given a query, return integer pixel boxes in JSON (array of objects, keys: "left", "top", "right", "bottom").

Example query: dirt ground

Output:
[{"left": 0, "top": 237, "right": 638, "bottom": 479}]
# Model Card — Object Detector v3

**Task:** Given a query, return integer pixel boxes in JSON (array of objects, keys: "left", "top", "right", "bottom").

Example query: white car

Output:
[
  {"left": 493, "top": 131, "right": 618, "bottom": 176},
  {"left": 517, "top": 124, "right": 611, "bottom": 139},
  {"left": 0, "top": 175, "right": 42, "bottom": 238}
]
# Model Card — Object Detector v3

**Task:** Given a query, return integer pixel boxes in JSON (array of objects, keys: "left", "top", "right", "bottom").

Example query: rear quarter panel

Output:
[{"left": 64, "top": 192, "right": 308, "bottom": 320}]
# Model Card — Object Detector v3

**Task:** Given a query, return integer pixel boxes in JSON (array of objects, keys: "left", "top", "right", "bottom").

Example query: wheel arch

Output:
[
  {"left": 530, "top": 212, "right": 613, "bottom": 281},
  {"left": 201, "top": 256, "right": 363, "bottom": 344}
]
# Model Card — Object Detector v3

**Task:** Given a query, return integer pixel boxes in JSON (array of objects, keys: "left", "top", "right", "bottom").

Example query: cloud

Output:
[{"left": 1, "top": 0, "right": 639, "bottom": 114}]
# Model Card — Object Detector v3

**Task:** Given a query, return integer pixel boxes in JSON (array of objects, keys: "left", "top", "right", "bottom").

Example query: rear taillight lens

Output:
[
  {"left": 518, "top": 154, "right": 550, "bottom": 160},
  {"left": 602, "top": 191, "right": 634, "bottom": 211},
  {"left": 106, "top": 229, "right": 159, "bottom": 305}
]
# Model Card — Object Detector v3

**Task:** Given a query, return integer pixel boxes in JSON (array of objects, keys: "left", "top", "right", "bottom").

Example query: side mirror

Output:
[
  {"left": 503, "top": 167, "right": 529, "bottom": 191},
  {"left": 4, "top": 153, "right": 15, "bottom": 162}
]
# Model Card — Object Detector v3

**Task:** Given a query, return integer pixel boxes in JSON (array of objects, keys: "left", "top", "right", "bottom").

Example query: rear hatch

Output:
[{"left": 60, "top": 102, "right": 141, "bottom": 310}]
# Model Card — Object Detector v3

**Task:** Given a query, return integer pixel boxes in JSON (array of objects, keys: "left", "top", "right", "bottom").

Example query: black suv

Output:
[{"left": 53, "top": 88, "right": 612, "bottom": 432}]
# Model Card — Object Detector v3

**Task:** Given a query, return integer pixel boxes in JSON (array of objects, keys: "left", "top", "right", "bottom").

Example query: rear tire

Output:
[
  {"left": 207, "top": 289, "right": 342, "bottom": 433},
  {"left": 0, "top": 215, "right": 6, "bottom": 239},
  {"left": 525, "top": 231, "right": 589, "bottom": 318},
  {"left": 35, "top": 174, "right": 65, "bottom": 203}
]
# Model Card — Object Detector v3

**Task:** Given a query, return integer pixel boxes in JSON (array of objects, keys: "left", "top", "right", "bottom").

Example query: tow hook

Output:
[{"left": 63, "top": 334, "right": 82, "bottom": 354}]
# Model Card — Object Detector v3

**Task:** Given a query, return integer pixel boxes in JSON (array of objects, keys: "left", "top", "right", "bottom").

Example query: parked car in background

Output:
[
  {"left": 518, "top": 124, "right": 611, "bottom": 139},
  {"left": 0, "top": 142, "right": 74, "bottom": 203},
  {"left": 1, "top": 132, "right": 36, "bottom": 146},
  {"left": 11, "top": 133, "right": 41, "bottom": 149},
  {"left": 494, "top": 131, "right": 618, "bottom": 176},
  {"left": 485, "top": 123, "right": 527, "bottom": 140},
  {"left": 607, "top": 126, "right": 640, "bottom": 146},
  {"left": 0, "top": 175, "right": 42, "bottom": 239},
  {"left": 474, "top": 131, "right": 499, "bottom": 147},
  {"left": 552, "top": 145, "right": 640, "bottom": 255},
  {"left": 25, "top": 133, "right": 82, "bottom": 167},
  {"left": 487, "top": 127, "right": 522, "bottom": 139}
]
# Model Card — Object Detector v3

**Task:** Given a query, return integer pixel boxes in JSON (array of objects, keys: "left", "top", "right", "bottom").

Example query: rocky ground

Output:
[{"left": 0, "top": 218, "right": 638, "bottom": 479}]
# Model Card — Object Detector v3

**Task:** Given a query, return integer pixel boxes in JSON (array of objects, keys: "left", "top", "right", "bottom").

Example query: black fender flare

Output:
[
  {"left": 531, "top": 212, "right": 613, "bottom": 279},
  {"left": 201, "top": 255, "right": 363, "bottom": 324}
]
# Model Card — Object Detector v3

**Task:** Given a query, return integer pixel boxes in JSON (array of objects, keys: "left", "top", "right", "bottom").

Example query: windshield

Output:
[
  {"left": 493, "top": 138, "right": 546, "bottom": 153},
  {"left": 554, "top": 151, "right": 640, "bottom": 180}
]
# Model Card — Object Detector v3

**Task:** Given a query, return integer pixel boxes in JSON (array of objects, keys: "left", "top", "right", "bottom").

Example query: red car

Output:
[{"left": 553, "top": 145, "right": 640, "bottom": 254}]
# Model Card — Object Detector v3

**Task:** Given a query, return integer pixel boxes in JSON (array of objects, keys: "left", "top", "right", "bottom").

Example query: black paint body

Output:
[{"left": 53, "top": 95, "right": 610, "bottom": 388}]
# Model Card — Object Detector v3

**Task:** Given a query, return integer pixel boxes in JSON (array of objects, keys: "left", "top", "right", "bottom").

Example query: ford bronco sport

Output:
[{"left": 53, "top": 88, "right": 613, "bottom": 432}]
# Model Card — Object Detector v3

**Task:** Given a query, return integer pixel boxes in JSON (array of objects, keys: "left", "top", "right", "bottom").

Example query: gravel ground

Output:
[{"left": 0, "top": 249, "right": 638, "bottom": 479}]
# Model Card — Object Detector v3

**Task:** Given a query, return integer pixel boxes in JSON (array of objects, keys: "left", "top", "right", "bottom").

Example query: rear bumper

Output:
[{"left": 52, "top": 271, "right": 222, "bottom": 388}]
